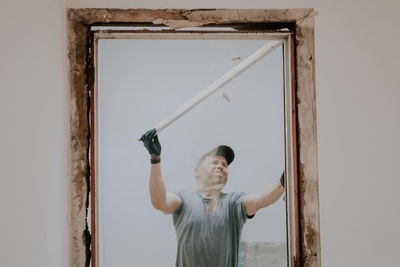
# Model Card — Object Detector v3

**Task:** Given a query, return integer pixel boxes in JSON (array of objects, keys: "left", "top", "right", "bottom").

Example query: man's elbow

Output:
[
  {"left": 152, "top": 202, "right": 172, "bottom": 214},
  {"left": 151, "top": 200, "right": 165, "bottom": 211}
]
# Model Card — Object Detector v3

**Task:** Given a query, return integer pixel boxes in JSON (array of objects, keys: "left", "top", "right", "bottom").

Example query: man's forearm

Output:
[
  {"left": 244, "top": 181, "right": 285, "bottom": 215},
  {"left": 149, "top": 163, "right": 167, "bottom": 210},
  {"left": 258, "top": 181, "right": 285, "bottom": 209}
]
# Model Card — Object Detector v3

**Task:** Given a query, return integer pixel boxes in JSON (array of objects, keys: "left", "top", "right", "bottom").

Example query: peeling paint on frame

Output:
[{"left": 67, "top": 8, "right": 320, "bottom": 267}]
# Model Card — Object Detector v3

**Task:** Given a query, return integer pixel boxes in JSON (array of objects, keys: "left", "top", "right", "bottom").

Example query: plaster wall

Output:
[
  {"left": 0, "top": 1, "right": 399, "bottom": 267},
  {"left": 0, "top": 0, "right": 69, "bottom": 267}
]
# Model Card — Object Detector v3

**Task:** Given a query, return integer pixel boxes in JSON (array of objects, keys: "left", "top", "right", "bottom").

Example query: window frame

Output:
[{"left": 67, "top": 8, "right": 320, "bottom": 267}]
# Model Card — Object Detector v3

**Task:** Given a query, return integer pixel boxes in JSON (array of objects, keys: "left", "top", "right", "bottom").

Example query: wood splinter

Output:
[{"left": 222, "top": 93, "right": 231, "bottom": 102}]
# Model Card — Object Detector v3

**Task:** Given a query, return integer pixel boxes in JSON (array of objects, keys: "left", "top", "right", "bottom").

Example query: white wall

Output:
[
  {"left": 1, "top": 0, "right": 399, "bottom": 267},
  {"left": 0, "top": 0, "right": 69, "bottom": 267}
]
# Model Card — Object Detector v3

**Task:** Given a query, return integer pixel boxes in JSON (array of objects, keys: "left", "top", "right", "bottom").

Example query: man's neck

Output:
[
  {"left": 197, "top": 185, "right": 224, "bottom": 199},
  {"left": 198, "top": 191, "right": 220, "bottom": 199}
]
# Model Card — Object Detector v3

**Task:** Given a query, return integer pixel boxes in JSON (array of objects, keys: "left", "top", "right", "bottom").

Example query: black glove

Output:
[
  {"left": 140, "top": 128, "right": 161, "bottom": 161},
  {"left": 280, "top": 171, "right": 285, "bottom": 187}
]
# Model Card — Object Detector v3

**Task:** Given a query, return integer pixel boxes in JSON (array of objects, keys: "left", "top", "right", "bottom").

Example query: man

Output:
[{"left": 141, "top": 129, "right": 285, "bottom": 267}]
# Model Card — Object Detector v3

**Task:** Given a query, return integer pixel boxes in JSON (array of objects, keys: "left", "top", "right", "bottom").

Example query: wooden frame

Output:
[{"left": 67, "top": 8, "right": 320, "bottom": 267}]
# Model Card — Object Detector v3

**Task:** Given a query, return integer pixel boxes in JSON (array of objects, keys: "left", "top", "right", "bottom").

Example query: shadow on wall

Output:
[{"left": 239, "top": 242, "right": 286, "bottom": 267}]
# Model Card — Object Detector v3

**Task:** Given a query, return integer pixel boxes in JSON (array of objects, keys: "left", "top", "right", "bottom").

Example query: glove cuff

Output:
[
  {"left": 150, "top": 154, "right": 160, "bottom": 164},
  {"left": 150, "top": 157, "right": 161, "bottom": 164}
]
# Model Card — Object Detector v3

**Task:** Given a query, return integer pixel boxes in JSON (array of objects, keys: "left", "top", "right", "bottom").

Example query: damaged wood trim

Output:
[
  {"left": 68, "top": 8, "right": 313, "bottom": 28},
  {"left": 67, "top": 9, "right": 92, "bottom": 267},
  {"left": 67, "top": 8, "right": 320, "bottom": 267},
  {"left": 294, "top": 10, "right": 321, "bottom": 267}
]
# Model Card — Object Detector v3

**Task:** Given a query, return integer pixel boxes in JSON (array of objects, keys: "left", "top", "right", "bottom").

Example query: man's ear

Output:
[{"left": 194, "top": 167, "right": 199, "bottom": 178}]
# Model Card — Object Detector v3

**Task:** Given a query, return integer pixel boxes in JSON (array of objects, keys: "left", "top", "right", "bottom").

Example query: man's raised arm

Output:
[
  {"left": 243, "top": 172, "right": 285, "bottom": 216},
  {"left": 141, "top": 129, "right": 182, "bottom": 214}
]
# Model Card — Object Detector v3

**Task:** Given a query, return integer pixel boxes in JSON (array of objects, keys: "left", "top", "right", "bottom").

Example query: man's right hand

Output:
[{"left": 140, "top": 128, "right": 161, "bottom": 159}]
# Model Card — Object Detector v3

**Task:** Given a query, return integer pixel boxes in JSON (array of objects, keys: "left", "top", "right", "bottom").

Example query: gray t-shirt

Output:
[{"left": 172, "top": 190, "right": 253, "bottom": 267}]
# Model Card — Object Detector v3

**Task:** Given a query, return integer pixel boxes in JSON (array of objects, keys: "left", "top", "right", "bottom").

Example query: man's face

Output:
[{"left": 195, "top": 155, "right": 229, "bottom": 187}]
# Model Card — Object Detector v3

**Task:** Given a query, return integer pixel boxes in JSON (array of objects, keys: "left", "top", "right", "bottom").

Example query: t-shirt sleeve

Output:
[
  {"left": 172, "top": 191, "right": 185, "bottom": 223},
  {"left": 231, "top": 192, "right": 254, "bottom": 226}
]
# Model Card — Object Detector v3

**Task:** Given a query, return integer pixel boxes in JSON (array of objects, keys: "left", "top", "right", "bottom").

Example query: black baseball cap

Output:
[{"left": 200, "top": 145, "right": 235, "bottom": 165}]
